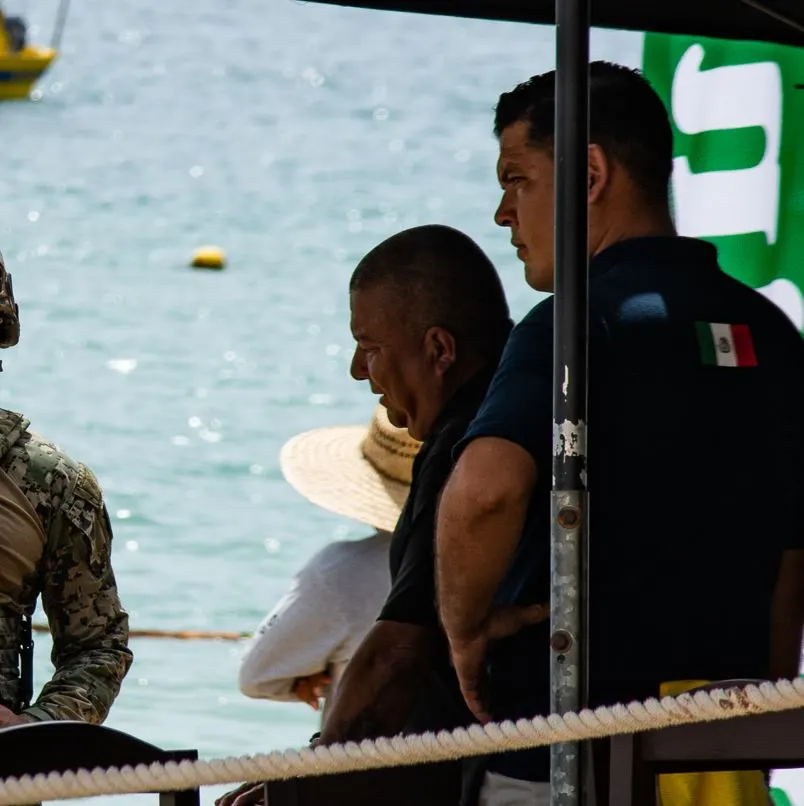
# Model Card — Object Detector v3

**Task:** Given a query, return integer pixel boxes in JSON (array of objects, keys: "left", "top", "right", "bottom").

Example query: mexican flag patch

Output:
[{"left": 696, "top": 322, "right": 758, "bottom": 367}]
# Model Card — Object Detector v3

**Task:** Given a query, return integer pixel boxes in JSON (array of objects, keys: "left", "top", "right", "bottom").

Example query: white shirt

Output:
[{"left": 238, "top": 532, "right": 391, "bottom": 721}]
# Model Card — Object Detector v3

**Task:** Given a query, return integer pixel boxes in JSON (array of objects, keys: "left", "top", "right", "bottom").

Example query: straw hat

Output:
[{"left": 279, "top": 405, "right": 422, "bottom": 533}]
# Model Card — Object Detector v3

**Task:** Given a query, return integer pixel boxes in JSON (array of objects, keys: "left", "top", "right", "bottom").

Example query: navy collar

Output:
[{"left": 589, "top": 236, "right": 720, "bottom": 278}]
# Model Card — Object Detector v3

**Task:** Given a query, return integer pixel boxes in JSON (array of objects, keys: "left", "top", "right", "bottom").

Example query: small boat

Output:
[
  {"left": 0, "top": 0, "right": 69, "bottom": 101},
  {"left": 0, "top": 12, "right": 55, "bottom": 100}
]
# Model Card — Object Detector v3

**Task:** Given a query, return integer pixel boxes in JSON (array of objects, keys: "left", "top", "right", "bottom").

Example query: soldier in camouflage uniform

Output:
[{"left": 0, "top": 254, "right": 132, "bottom": 727}]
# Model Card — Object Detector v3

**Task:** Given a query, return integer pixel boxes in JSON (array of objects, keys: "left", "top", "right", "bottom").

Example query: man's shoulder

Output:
[
  {"left": 0, "top": 418, "right": 105, "bottom": 529},
  {"left": 517, "top": 297, "right": 555, "bottom": 329},
  {"left": 738, "top": 280, "right": 804, "bottom": 346},
  {"left": 492, "top": 298, "right": 556, "bottom": 371},
  {"left": 3, "top": 427, "right": 81, "bottom": 494}
]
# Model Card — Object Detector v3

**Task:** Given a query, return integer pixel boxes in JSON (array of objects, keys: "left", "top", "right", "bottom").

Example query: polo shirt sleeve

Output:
[
  {"left": 377, "top": 447, "right": 454, "bottom": 629},
  {"left": 454, "top": 303, "right": 554, "bottom": 465}
]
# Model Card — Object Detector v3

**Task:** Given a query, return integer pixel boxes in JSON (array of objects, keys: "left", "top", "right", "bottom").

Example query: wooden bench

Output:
[{"left": 0, "top": 720, "right": 200, "bottom": 805}]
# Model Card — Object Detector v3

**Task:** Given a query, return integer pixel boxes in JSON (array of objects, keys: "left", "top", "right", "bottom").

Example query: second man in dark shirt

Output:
[{"left": 319, "top": 223, "right": 548, "bottom": 748}]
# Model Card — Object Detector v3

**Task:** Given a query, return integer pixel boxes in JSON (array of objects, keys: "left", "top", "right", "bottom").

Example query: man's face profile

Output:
[
  {"left": 494, "top": 120, "right": 556, "bottom": 292},
  {"left": 349, "top": 284, "right": 428, "bottom": 439}
]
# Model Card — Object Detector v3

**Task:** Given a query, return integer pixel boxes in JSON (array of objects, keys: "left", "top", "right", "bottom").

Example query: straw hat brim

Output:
[{"left": 280, "top": 424, "right": 409, "bottom": 533}]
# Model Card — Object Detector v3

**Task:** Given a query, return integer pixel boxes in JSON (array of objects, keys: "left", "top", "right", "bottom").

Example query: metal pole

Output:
[
  {"left": 50, "top": 0, "right": 70, "bottom": 51},
  {"left": 550, "top": 0, "right": 590, "bottom": 803}
]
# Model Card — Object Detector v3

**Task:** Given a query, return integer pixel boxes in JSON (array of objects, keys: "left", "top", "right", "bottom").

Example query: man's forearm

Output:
[
  {"left": 320, "top": 622, "right": 434, "bottom": 745},
  {"left": 33, "top": 593, "right": 132, "bottom": 723},
  {"left": 24, "top": 642, "right": 132, "bottom": 723},
  {"left": 435, "top": 439, "right": 535, "bottom": 644},
  {"left": 38, "top": 498, "right": 132, "bottom": 723},
  {"left": 321, "top": 655, "right": 421, "bottom": 743}
]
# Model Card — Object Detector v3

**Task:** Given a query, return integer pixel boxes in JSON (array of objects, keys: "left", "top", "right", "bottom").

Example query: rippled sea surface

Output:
[{"left": 2, "top": 2, "right": 800, "bottom": 805}]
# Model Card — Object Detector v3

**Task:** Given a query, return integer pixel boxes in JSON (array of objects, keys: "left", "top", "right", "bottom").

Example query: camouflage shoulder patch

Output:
[
  {"left": 72, "top": 463, "right": 102, "bottom": 509},
  {"left": 61, "top": 464, "right": 106, "bottom": 567}
]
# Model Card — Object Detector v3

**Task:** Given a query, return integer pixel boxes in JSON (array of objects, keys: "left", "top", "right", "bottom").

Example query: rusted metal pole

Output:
[{"left": 550, "top": 0, "right": 590, "bottom": 803}]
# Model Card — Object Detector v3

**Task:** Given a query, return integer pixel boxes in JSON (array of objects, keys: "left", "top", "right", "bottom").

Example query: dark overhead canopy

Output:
[{"left": 303, "top": 0, "right": 804, "bottom": 49}]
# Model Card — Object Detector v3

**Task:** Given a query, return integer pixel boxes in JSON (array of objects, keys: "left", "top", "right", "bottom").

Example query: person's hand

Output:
[
  {"left": 486, "top": 603, "right": 549, "bottom": 641},
  {"left": 449, "top": 631, "right": 492, "bottom": 724},
  {"left": 0, "top": 705, "right": 32, "bottom": 728},
  {"left": 215, "top": 782, "right": 264, "bottom": 806},
  {"left": 292, "top": 672, "right": 331, "bottom": 711},
  {"left": 449, "top": 604, "right": 549, "bottom": 724}
]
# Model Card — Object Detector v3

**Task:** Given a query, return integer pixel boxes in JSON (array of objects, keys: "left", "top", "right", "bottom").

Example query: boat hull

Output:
[{"left": 0, "top": 46, "right": 56, "bottom": 100}]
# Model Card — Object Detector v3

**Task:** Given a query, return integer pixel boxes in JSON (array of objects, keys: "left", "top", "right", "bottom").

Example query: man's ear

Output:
[
  {"left": 425, "top": 326, "right": 457, "bottom": 377},
  {"left": 588, "top": 143, "right": 610, "bottom": 205}
]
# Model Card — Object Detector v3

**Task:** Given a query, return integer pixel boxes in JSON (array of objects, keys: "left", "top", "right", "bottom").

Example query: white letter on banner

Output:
[{"left": 671, "top": 43, "right": 782, "bottom": 245}]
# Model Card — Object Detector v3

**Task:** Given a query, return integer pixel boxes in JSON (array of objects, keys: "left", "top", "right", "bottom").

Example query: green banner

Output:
[
  {"left": 772, "top": 788, "right": 795, "bottom": 806},
  {"left": 642, "top": 34, "right": 804, "bottom": 334},
  {"left": 642, "top": 34, "right": 804, "bottom": 806}
]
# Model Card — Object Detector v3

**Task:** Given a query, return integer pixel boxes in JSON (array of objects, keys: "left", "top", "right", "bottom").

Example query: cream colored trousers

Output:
[{"left": 477, "top": 772, "right": 551, "bottom": 806}]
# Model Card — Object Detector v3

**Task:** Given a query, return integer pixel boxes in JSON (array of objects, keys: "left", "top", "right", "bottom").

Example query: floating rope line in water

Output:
[
  {"left": 32, "top": 624, "right": 250, "bottom": 641},
  {"left": 1, "top": 678, "right": 803, "bottom": 805}
]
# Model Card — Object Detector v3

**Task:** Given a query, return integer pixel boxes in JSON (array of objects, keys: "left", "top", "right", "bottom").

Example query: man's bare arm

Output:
[
  {"left": 770, "top": 548, "right": 804, "bottom": 680},
  {"left": 318, "top": 620, "right": 437, "bottom": 745},
  {"left": 435, "top": 437, "right": 537, "bottom": 719}
]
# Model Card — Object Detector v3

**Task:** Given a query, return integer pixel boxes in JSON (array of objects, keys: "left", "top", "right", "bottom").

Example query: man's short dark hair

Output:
[
  {"left": 349, "top": 224, "right": 512, "bottom": 362},
  {"left": 494, "top": 61, "right": 673, "bottom": 205}
]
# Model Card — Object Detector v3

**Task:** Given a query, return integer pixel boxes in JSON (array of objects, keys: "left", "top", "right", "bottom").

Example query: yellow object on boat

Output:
[
  {"left": 190, "top": 246, "right": 226, "bottom": 270},
  {"left": 657, "top": 679, "right": 770, "bottom": 806}
]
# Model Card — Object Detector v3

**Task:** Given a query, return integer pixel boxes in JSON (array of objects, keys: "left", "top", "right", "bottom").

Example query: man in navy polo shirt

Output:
[{"left": 435, "top": 61, "right": 804, "bottom": 804}]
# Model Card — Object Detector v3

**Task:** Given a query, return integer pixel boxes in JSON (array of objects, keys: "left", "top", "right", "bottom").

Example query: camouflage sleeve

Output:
[{"left": 24, "top": 463, "right": 132, "bottom": 723}]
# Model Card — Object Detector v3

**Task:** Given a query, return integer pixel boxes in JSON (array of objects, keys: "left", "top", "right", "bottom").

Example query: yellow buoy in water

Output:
[{"left": 191, "top": 246, "right": 226, "bottom": 270}]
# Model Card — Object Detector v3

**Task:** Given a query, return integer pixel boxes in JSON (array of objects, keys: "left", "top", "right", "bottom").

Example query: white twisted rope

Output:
[{"left": 1, "top": 678, "right": 803, "bottom": 805}]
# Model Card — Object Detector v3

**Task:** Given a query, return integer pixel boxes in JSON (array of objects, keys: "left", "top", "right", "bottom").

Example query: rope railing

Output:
[{"left": 1, "top": 678, "right": 803, "bottom": 805}]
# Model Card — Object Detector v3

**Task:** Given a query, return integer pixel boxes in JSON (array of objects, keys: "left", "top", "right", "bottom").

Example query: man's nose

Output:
[
  {"left": 350, "top": 348, "right": 369, "bottom": 381},
  {"left": 494, "top": 191, "right": 515, "bottom": 228}
]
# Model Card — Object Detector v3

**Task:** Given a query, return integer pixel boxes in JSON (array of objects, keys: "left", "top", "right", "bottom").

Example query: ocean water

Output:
[{"left": 0, "top": 1, "right": 800, "bottom": 804}]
